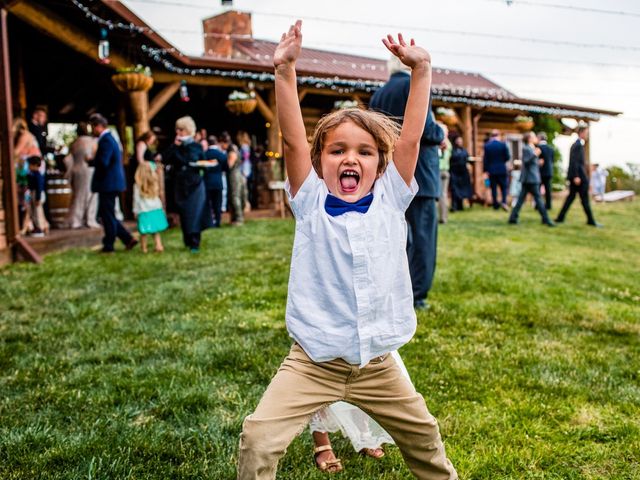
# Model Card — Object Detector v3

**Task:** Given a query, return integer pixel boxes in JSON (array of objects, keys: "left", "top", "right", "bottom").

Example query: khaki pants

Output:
[
  {"left": 439, "top": 170, "right": 450, "bottom": 224},
  {"left": 238, "top": 344, "right": 457, "bottom": 479}
]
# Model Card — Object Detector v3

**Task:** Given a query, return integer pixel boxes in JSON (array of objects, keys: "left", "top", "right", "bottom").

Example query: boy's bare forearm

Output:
[
  {"left": 381, "top": 34, "right": 432, "bottom": 184},
  {"left": 273, "top": 20, "right": 311, "bottom": 194},
  {"left": 275, "top": 64, "right": 310, "bottom": 157},
  {"left": 402, "top": 63, "right": 431, "bottom": 146},
  {"left": 394, "top": 62, "right": 431, "bottom": 181}
]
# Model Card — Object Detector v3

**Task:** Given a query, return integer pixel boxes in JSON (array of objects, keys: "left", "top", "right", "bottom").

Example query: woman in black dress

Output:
[
  {"left": 162, "top": 116, "right": 213, "bottom": 252},
  {"left": 449, "top": 136, "right": 473, "bottom": 211}
]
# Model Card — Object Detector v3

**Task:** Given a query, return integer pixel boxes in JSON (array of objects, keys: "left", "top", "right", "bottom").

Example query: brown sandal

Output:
[{"left": 314, "top": 444, "right": 343, "bottom": 473}]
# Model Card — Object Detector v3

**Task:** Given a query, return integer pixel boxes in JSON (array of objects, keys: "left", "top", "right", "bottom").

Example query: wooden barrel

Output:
[{"left": 46, "top": 171, "right": 72, "bottom": 228}]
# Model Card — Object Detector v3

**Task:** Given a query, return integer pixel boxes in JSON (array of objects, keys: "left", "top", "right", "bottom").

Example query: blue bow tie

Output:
[{"left": 324, "top": 193, "right": 374, "bottom": 217}]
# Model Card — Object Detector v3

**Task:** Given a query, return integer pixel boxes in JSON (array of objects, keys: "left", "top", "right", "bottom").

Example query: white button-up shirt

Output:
[{"left": 285, "top": 161, "right": 418, "bottom": 367}]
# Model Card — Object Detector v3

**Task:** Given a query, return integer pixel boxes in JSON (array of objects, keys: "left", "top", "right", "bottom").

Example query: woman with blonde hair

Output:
[{"left": 133, "top": 150, "right": 168, "bottom": 253}]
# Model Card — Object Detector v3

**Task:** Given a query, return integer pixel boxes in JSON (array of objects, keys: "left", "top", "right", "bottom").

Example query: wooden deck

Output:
[{"left": 2, "top": 208, "right": 290, "bottom": 265}]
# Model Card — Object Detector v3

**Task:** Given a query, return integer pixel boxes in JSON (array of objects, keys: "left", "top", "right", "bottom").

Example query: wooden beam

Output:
[
  {"left": 253, "top": 89, "right": 273, "bottom": 123},
  {"left": 153, "top": 72, "right": 271, "bottom": 89},
  {"left": 472, "top": 111, "right": 483, "bottom": 157},
  {"left": 0, "top": 8, "right": 19, "bottom": 248},
  {"left": 8, "top": 0, "right": 128, "bottom": 68},
  {"left": 14, "top": 235, "right": 42, "bottom": 264},
  {"left": 298, "top": 88, "right": 308, "bottom": 103},
  {"left": 148, "top": 82, "right": 180, "bottom": 121}
]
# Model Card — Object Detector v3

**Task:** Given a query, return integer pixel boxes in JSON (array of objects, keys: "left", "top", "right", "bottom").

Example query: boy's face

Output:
[{"left": 320, "top": 120, "right": 380, "bottom": 202}]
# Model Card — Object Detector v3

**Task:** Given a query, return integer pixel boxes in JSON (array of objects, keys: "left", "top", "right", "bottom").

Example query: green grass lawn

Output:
[{"left": 1, "top": 201, "right": 639, "bottom": 479}]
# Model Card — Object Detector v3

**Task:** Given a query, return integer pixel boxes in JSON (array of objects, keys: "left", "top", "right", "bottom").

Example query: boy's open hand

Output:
[
  {"left": 382, "top": 34, "right": 431, "bottom": 69},
  {"left": 274, "top": 20, "right": 302, "bottom": 68}
]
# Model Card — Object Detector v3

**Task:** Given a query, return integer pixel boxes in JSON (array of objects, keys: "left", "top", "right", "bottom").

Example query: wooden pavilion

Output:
[{"left": 0, "top": 0, "right": 621, "bottom": 264}]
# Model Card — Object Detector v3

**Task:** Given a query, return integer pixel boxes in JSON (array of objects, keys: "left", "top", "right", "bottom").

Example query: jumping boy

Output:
[{"left": 237, "top": 21, "right": 457, "bottom": 479}]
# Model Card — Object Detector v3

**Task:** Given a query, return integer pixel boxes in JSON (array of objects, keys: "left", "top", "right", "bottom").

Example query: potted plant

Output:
[
  {"left": 225, "top": 90, "right": 257, "bottom": 115},
  {"left": 514, "top": 115, "right": 534, "bottom": 132},
  {"left": 111, "top": 65, "right": 154, "bottom": 92},
  {"left": 436, "top": 107, "right": 458, "bottom": 128}
]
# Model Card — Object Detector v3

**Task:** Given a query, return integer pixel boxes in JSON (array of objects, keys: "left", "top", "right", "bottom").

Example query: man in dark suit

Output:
[
  {"left": 89, "top": 113, "right": 137, "bottom": 252},
  {"left": 203, "top": 135, "right": 228, "bottom": 228},
  {"left": 483, "top": 130, "right": 511, "bottom": 210},
  {"left": 537, "top": 132, "right": 555, "bottom": 210},
  {"left": 28, "top": 106, "right": 49, "bottom": 155},
  {"left": 555, "top": 126, "right": 601, "bottom": 227},
  {"left": 369, "top": 58, "right": 444, "bottom": 309}
]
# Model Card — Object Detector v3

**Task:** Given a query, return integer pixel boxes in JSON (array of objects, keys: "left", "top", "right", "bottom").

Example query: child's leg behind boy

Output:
[
  {"left": 238, "top": 344, "right": 345, "bottom": 479},
  {"left": 238, "top": 344, "right": 457, "bottom": 480}
]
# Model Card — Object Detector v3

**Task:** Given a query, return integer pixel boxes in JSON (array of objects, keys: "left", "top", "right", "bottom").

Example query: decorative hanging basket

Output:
[
  {"left": 515, "top": 120, "right": 534, "bottom": 132},
  {"left": 514, "top": 116, "right": 534, "bottom": 132},
  {"left": 225, "top": 98, "right": 258, "bottom": 115},
  {"left": 435, "top": 108, "right": 458, "bottom": 129},
  {"left": 111, "top": 72, "right": 154, "bottom": 93},
  {"left": 440, "top": 114, "right": 459, "bottom": 129}
]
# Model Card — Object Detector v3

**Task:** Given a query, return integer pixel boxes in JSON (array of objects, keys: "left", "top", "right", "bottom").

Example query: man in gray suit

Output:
[{"left": 508, "top": 132, "right": 555, "bottom": 226}]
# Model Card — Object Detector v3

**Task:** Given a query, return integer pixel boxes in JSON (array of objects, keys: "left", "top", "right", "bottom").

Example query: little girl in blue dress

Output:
[{"left": 133, "top": 159, "right": 168, "bottom": 253}]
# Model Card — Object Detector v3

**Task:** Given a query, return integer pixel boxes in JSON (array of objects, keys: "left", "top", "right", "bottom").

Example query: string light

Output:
[
  {"left": 72, "top": 0, "right": 621, "bottom": 115},
  {"left": 482, "top": 0, "right": 640, "bottom": 18},
  {"left": 433, "top": 94, "right": 602, "bottom": 120},
  {"left": 123, "top": 0, "right": 640, "bottom": 53}
]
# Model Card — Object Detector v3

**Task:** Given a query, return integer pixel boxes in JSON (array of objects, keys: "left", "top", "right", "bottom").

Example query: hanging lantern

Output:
[
  {"left": 180, "top": 80, "right": 190, "bottom": 102},
  {"left": 98, "top": 28, "right": 110, "bottom": 64}
]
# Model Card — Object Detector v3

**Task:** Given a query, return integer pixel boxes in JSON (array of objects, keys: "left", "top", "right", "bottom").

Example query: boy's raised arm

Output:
[
  {"left": 383, "top": 34, "right": 432, "bottom": 186},
  {"left": 274, "top": 20, "right": 312, "bottom": 197}
]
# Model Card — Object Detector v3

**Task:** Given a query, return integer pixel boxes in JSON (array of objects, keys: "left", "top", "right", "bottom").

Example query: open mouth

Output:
[{"left": 339, "top": 169, "right": 360, "bottom": 193}]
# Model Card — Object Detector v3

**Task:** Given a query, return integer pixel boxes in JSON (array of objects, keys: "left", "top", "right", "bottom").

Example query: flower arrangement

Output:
[
  {"left": 228, "top": 90, "right": 255, "bottom": 101},
  {"left": 115, "top": 64, "right": 152, "bottom": 77},
  {"left": 334, "top": 99, "right": 359, "bottom": 110},
  {"left": 515, "top": 115, "right": 534, "bottom": 123}
]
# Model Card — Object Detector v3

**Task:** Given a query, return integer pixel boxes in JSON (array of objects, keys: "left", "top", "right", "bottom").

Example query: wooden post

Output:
[
  {"left": 15, "top": 41, "right": 26, "bottom": 118},
  {"left": 116, "top": 99, "right": 127, "bottom": 155},
  {"left": 0, "top": 8, "right": 40, "bottom": 263},
  {"left": 459, "top": 106, "right": 473, "bottom": 151},
  {"left": 0, "top": 8, "right": 18, "bottom": 246},
  {"left": 129, "top": 90, "right": 150, "bottom": 141}
]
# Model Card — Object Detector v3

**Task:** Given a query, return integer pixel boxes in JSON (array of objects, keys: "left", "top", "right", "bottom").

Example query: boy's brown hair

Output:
[{"left": 309, "top": 108, "right": 401, "bottom": 177}]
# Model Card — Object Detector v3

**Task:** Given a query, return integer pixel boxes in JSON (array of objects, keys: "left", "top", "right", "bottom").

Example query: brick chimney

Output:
[{"left": 203, "top": 10, "right": 252, "bottom": 58}]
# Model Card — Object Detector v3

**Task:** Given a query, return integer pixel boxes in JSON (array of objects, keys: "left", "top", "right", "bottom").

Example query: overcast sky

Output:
[{"left": 121, "top": 0, "right": 640, "bottom": 169}]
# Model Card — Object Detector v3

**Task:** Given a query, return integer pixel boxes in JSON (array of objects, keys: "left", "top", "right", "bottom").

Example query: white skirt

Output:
[{"left": 309, "top": 351, "right": 411, "bottom": 452}]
